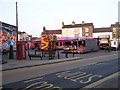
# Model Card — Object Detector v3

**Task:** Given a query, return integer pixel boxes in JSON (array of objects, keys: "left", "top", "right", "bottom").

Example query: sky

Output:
[{"left": 0, "top": 0, "right": 119, "bottom": 37}]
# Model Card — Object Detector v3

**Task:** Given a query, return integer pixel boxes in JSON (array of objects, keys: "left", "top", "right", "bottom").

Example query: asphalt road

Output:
[{"left": 3, "top": 57, "right": 119, "bottom": 89}]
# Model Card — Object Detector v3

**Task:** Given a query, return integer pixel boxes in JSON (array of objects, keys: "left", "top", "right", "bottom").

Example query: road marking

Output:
[
  {"left": 56, "top": 71, "right": 71, "bottom": 77},
  {"left": 71, "top": 74, "right": 93, "bottom": 82},
  {"left": 25, "top": 81, "right": 61, "bottom": 90},
  {"left": 35, "top": 83, "right": 53, "bottom": 89},
  {"left": 64, "top": 72, "right": 86, "bottom": 80},
  {"left": 56, "top": 71, "right": 103, "bottom": 84},
  {"left": 82, "top": 72, "right": 119, "bottom": 88},
  {"left": 80, "top": 75, "right": 102, "bottom": 84},
  {"left": 24, "top": 77, "right": 43, "bottom": 83},
  {"left": 25, "top": 81, "right": 47, "bottom": 89}
]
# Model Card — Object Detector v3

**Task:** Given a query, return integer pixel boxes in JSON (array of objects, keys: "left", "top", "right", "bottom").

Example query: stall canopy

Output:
[
  {"left": 57, "top": 37, "right": 78, "bottom": 41},
  {"left": 32, "top": 38, "right": 40, "bottom": 42}
]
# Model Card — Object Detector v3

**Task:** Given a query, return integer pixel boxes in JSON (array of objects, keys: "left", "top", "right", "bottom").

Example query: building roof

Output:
[
  {"left": 94, "top": 27, "right": 111, "bottom": 33},
  {"left": 82, "top": 23, "right": 93, "bottom": 27},
  {"left": 111, "top": 24, "right": 116, "bottom": 27},
  {"left": 62, "top": 24, "right": 82, "bottom": 28},
  {"left": 62, "top": 23, "right": 93, "bottom": 28},
  {"left": 2, "top": 22, "right": 16, "bottom": 31},
  {"left": 2, "top": 22, "right": 16, "bottom": 28},
  {"left": 111, "top": 23, "right": 120, "bottom": 27},
  {"left": 42, "top": 29, "right": 62, "bottom": 35},
  {"left": 18, "top": 31, "right": 26, "bottom": 34}
]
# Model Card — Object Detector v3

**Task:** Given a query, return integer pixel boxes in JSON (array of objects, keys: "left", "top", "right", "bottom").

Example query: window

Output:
[
  {"left": 60, "top": 42, "right": 62, "bottom": 46},
  {"left": 65, "top": 41, "right": 72, "bottom": 46},
  {"left": 75, "top": 34, "right": 79, "bottom": 37},
  {"left": 85, "top": 28, "right": 89, "bottom": 32},
  {"left": 78, "top": 40, "right": 85, "bottom": 47},
  {"left": 113, "top": 28, "right": 116, "bottom": 34},
  {"left": 112, "top": 34, "right": 116, "bottom": 38},
  {"left": 74, "top": 29, "right": 80, "bottom": 34},
  {"left": 85, "top": 33, "right": 89, "bottom": 36},
  {"left": 56, "top": 42, "right": 58, "bottom": 46},
  {"left": 73, "top": 41, "right": 77, "bottom": 46}
]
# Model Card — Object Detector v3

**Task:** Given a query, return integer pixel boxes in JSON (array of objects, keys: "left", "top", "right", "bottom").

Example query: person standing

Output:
[{"left": 9, "top": 45, "right": 14, "bottom": 59}]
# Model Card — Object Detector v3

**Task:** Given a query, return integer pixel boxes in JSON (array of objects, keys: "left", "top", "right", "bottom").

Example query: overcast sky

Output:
[{"left": 0, "top": 0, "right": 119, "bottom": 37}]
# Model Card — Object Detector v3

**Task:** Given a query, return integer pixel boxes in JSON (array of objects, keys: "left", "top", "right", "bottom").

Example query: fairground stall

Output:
[{"left": 58, "top": 36, "right": 99, "bottom": 53}]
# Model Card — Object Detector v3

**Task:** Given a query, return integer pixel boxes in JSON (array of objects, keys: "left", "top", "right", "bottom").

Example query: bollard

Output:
[
  {"left": 73, "top": 50, "right": 74, "bottom": 57},
  {"left": 57, "top": 50, "right": 60, "bottom": 59},
  {"left": 9, "top": 45, "right": 14, "bottom": 59},
  {"left": 49, "top": 49, "right": 52, "bottom": 60}
]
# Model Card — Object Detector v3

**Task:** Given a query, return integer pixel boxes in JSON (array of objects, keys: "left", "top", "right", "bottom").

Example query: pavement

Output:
[
  {"left": 1, "top": 56, "right": 82, "bottom": 71},
  {"left": 1, "top": 49, "right": 119, "bottom": 70},
  {"left": 1, "top": 50, "right": 120, "bottom": 89},
  {"left": 1, "top": 49, "right": 119, "bottom": 71},
  {"left": 1, "top": 49, "right": 85, "bottom": 71}
]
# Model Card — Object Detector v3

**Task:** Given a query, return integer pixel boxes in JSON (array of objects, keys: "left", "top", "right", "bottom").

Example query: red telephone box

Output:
[{"left": 16, "top": 41, "right": 26, "bottom": 60}]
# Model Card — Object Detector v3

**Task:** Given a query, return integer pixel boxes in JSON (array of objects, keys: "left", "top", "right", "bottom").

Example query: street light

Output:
[
  {"left": 16, "top": 2, "right": 19, "bottom": 60},
  {"left": 16, "top": 2, "right": 18, "bottom": 42},
  {"left": 117, "top": 22, "right": 120, "bottom": 50}
]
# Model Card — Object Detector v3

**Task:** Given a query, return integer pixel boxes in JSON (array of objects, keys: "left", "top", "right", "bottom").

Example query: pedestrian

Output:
[{"left": 9, "top": 45, "right": 14, "bottom": 59}]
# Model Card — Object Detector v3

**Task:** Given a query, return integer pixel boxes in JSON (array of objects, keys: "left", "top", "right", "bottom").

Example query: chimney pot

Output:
[
  {"left": 82, "top": 21, "right": 85, "bottom": 24},
  {"left": 62, "top": 22, "right": 64, "bottom": 27},
  {"left": 72, "top": 21, "right": 75, "bottom": 25}
]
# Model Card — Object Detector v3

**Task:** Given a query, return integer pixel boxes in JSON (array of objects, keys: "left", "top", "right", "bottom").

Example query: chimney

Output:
[
  {"left": 62, "top": 22, "right": 64, "bottom": 27},
  {"left": 72, "top": 21, "right": 75, "bottom": 25},
  {"left": 82, "top": 21, "right": 85, "bottom": 24},
  {"left": 43, "top": 26, "right": 46, "bottom": 31}
]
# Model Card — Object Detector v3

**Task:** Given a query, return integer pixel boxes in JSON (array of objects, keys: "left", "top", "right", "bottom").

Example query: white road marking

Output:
[
  {"left": 82, "top": 72, "right": 119, "bottom": 88},
  {"left": 25, "top": 81, "right": 47, "bottom": 89},
  {"left": 72, "top": 74, "right": 93, "bottom": 82},
  {"left": 24, "top": 77, "right": 43, "bottom": 83},
  {"left": 80, "top": 75, "right": 102, "bottom": 84}
]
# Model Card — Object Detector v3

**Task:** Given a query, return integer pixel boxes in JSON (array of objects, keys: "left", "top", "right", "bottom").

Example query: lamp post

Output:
[
  {"left": 16, "top": 2, "right": 18, "bottom": 42},
  {"left": 16, "top": 2, "right": 19, "bottom": 60},
  {"left": 115, "top": 22, "right": 120, "bottom": 50},
  {"left": 117, "top": 22, "right": 120, "bottom": 50}
]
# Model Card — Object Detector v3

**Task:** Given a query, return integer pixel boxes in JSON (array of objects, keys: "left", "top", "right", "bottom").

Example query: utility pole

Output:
[
  {"left": 16, "top": 2, "right": 18, "bottom": 42},
  {"left": 114, "top": 22, "right": 120, "bottom": 50},
  {"left": 117, "top": 22, "right": 120, "bottom": 50},
  {"left": 16, "top": 2, "right": 19, "bottom": 60}
]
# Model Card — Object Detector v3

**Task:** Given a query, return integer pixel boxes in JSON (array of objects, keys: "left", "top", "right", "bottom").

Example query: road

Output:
[{"left": 2, "top": 51, "right": 120, "bottom": 89}]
